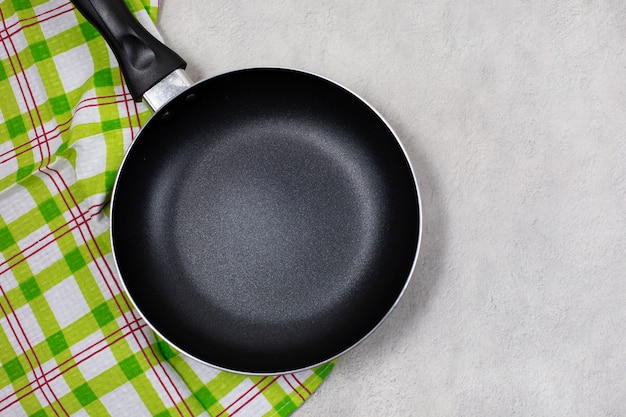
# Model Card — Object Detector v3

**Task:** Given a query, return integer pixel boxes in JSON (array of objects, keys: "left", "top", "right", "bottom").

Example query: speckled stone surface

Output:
[{"left": 157, "top": 1, "right": 626, "bottom": 415}]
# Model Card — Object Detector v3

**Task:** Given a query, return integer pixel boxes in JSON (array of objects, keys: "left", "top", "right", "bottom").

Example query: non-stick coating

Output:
[{"left": 111, "top": 68, "right": 420, "bottom": 374}]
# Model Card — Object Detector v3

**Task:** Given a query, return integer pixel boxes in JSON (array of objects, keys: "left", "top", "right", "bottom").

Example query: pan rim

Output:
[{"left": 109, "top": 66, "right": 423, "bottom": 375}]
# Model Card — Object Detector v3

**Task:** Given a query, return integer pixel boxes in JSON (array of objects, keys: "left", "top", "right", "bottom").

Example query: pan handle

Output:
[{"left": 71, "top": 0, "right": 186, "bottom": 102}]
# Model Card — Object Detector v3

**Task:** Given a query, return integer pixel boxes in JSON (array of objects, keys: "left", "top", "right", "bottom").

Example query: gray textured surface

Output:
[{"left": 158, "top": 1, "right": 626, "bottom": 415}]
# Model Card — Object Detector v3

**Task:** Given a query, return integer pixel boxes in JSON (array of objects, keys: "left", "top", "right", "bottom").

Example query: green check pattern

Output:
[{"left": 0, "top": 0, "right": 333, "bottom": 416}]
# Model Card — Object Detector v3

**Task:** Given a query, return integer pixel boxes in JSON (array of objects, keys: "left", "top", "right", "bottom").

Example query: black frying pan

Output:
[{"left": 72, "top": 0, "right": 421, "bottom": 374}]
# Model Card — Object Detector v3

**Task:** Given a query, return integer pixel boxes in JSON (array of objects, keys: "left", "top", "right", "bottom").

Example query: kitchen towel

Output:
[{"left": 0, "top": 0, "right": 333, "bottom": 416}]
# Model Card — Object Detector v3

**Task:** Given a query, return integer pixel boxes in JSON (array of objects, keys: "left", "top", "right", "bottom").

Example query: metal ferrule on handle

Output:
[{"left": 143, "top": 69, "right": 194, "bottom": 111}]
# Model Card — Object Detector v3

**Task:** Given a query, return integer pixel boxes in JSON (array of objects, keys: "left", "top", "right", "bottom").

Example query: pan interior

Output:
[{"left": 112, "top": 69, "right": 419, "bottom": 373}]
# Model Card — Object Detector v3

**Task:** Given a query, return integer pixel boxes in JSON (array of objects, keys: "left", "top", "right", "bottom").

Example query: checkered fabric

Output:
[{"left": 0, "top": 0, "right": 333, "bottom": 416}]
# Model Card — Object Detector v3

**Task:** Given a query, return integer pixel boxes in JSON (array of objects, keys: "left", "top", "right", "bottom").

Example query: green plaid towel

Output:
[{"left": 0, "top": 0, "right": 333, "bottom": 415}]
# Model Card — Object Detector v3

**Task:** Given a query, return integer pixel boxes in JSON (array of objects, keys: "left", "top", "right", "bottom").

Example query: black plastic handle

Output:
[{"left": 71, "top": 0, "right": 186, "bottom": 101}]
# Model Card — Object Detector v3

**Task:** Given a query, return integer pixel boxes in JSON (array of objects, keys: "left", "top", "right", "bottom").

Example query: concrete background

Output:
[{"left": 157, "top": 1, "right": 626, "bottom": 415}]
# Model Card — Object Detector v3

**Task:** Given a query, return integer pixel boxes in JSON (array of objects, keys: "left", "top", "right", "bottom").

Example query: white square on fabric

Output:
[
  {"left": 25, "top": 66, "right": 47, "bottom": 109},
  {"left": 73, "top": 134, "right": 106, "bottom": 180},
  {"left": 36, "top": 3, "right": 77, "bottom": 40},
  {"left": 34, "top": 158, "right": 76, "bottom": 202},
  {"left": 124, "top": 325, "right": 153, "bottom": 354},
  {"left": 12, "top": 303, "right": 46, "bottom": 347},
  {"left": 183, "top": 355, "right": 220, "bottom": 383},
  {"left": 44, "top": 276, "right": 91, "bottom": 328},
  {"left": 8, "top": 67, "right": 48, "bottom": 115},
  {"left": 100, "top": 382, "right": 151, "bottom": 416},
  {"left": 47, "top": 371, "right": 72, "bottom": 398},
  {"left": 70, "top": 91, "right": 101, "bottom": 126},
  {"left": 77, "top": 345, "right": 117, "bottom": 381},
  {"left": 0, "top": 183, "right": 38, "bottom": 223},
  {"left": 52, "top": 44, "right": 93, "bottom": 92},
  {"left": 237, "top": 396, "right": 274, "bottom": 417},
  {"left": 20, "top": 225, "right": 62, "bottom": 275},
  {"left": 0, "top": 383, "right": 19, "bottom": 413},
  {"left": 69, "top": 329, "right": 105, "bottom": 363}
]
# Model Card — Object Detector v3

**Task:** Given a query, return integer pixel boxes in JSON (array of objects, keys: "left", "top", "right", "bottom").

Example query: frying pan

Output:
[{"left": 72, "top": 0, "right": 422, "bottom": 374}]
